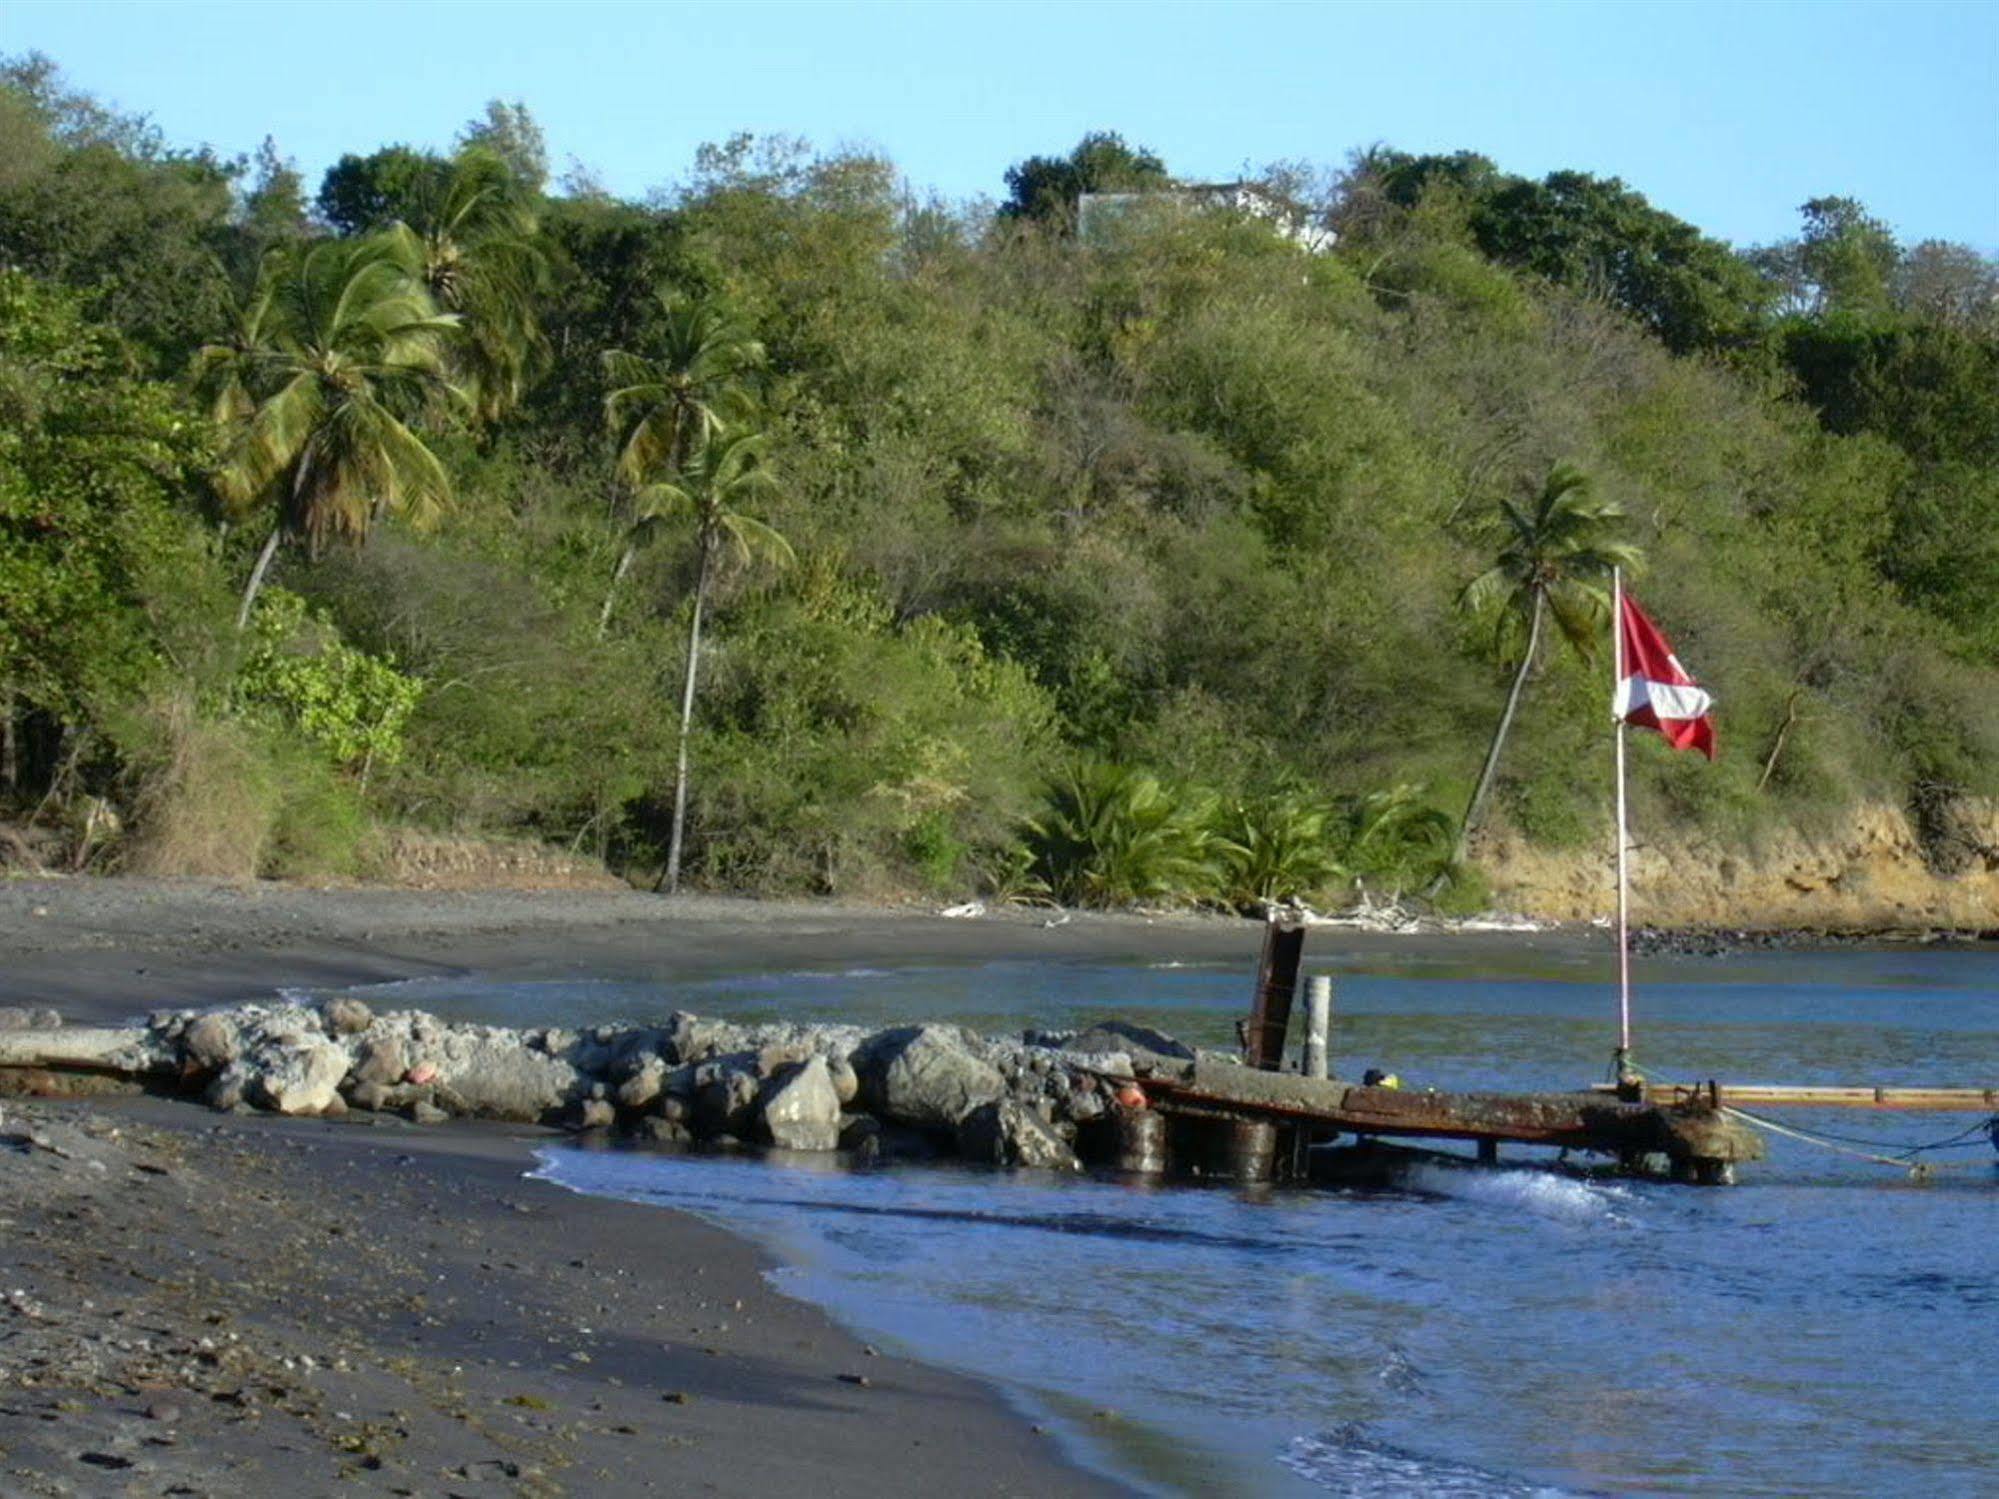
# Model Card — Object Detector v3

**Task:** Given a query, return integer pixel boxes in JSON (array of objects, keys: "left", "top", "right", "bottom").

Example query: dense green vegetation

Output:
[{"left": 3, "top": 56, "right": 1995, "bottom": 904}]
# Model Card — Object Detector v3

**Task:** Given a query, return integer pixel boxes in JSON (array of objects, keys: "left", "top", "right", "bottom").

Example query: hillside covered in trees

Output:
[{"left": 3, "top": 55, "right": 1996, "bottom": 910}]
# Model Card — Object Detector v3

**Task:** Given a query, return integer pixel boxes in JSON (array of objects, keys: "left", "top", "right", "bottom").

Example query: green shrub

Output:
[
  {"left": 1027, "top": 760, "right": 1222, "bottom": 906},
  {"left": 1214, "top": 786, "right": 1345, "bottom": 906},
  {"left": 233, "top": 588, "right": 422, "bottom": 779}
]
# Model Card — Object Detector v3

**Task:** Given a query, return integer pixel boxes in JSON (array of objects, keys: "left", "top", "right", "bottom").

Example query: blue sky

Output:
[{"left": 8, "top": 0, "right": 1996, "bottom": 249}]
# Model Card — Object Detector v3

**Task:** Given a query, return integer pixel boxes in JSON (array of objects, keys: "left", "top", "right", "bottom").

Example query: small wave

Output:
[
  {"left": 1404, "top": 1164, "right": 1636, "bottom": 1227},
  {"left": 1283, "top": 1427, "right": 1584, "bottom": 1497}
]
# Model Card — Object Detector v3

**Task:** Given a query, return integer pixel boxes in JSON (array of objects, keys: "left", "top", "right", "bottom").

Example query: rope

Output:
[{"left": 1719, "top": 1104, "right": 1999, "bottom": 1179}]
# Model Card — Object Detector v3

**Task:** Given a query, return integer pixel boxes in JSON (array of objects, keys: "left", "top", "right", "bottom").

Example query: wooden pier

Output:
[
  {"left": 1119, "top": 1060, "right": 1764, "bottom": 1185},
  {"left": 1092, "top": 915, "right": 1992, "bottom": 1188}
]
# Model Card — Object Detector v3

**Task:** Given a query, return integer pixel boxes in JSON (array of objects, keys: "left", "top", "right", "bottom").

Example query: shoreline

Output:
[{"left": 7, "top": 873, "right": 1982, "bottom": 1032}]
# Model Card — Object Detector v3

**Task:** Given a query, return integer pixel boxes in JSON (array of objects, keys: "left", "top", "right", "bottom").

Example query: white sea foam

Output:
[
  {"left": 1405, "top": 1163, "right": 1636, "bottom": 1227},
  {"left": 1283, "top": 1429, "right": 1581, "bottom": 1496}
]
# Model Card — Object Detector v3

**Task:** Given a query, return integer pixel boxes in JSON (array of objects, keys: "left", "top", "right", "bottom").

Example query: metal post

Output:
[
  {"left": 1304, "top": 975, "right": 1332, "bottom": 1080},
  {"left": 1244, "top": 913, "right": 1305, "bottom": 1070},
  {"left": 1612, "top": 566, "right": 1634, "bottom": 1068}
]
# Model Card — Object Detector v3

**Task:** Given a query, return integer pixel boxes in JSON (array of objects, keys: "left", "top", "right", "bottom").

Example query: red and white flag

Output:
[{"left": 1614, "top": 592, "right": 1715, "bottom": 758}]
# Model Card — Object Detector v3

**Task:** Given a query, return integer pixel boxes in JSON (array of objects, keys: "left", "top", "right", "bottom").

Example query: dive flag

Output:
[{"left": 1614, "top": 592, "right": 1716, "bottom": 758}]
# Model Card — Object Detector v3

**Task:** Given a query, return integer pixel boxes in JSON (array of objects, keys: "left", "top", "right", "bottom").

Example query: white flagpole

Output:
[{"left": 1612, "top": 566, "right": 1634, "bottom": 1074}]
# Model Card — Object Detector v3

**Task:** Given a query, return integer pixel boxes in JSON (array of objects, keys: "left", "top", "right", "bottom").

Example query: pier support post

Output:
[
  {"left": 1114, "top": 1109, "right": 1169, "bottom": 1175},
  {"left": 1304, "top": 976, "right": 1332, "bottom": 1080}
]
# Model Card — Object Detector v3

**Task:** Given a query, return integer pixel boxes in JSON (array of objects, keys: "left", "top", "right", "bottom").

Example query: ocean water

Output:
[{"left": 369, "top": 946, "right": 1997, "bottom": 1496}]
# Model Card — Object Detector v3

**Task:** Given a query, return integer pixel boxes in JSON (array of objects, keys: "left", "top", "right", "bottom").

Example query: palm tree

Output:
[
  {"left": 1450, "top": 464, "right": 1641, "bottom": 866},
  {"left": 199, "top": 226, "right": 464, "bottom": 630},
  {"left": 597, "top": 293, "right": 764, "bottom": 634},
  {"left": 638, "top": 428, "right": 793, "bottom": 894},
  {"left": 397, "top": 146, "right": 548, "bottom": 424}
]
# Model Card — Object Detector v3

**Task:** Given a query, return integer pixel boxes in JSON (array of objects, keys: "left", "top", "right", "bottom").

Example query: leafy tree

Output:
[
  {"left": 0, "top": 54, "right": 237, "bottom": 367},
  {"left": 0, "top": 270, "right": 213, "bottom": 790},
  {"left": 315, "top": 145, "right": 437, "bottom": 235},
  {"left": 233, "top": 136, "right": 311, "bottom": 274},
  {"left": 598, "top": 291, "right": 764, "bottom": 631},
  {"left": 1753, "top": 196, "right": 1899, "bottom": 322},
  {"left": 1001, "top": 131, "right": 1170, "bottom": 229},
  {"left": 1452, "top": 464, "right": 1640, "bottom": 862},
  {"left": 1369, "top": 152, "right": 1773, "bottom": 353},
  {"left": 457, "top": 99, "right": 548, "bottom": 194},
  {"left": 197, "top": 228, "right": 463, "bottom": 628},
  {"left": 1894, "top": 240, "right": 1999, "bottom": 332},
  {"left": 634, "top": 429, "right": 793, "bottom": 893}
]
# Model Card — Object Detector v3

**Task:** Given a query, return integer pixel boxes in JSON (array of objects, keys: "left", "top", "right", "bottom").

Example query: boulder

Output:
[
  {"left": 204, "top": 1066, "right": 247, "bottom": 1112},
  {"left": 759, "top": 1058, "right": 842, "bottom": 1152},
  {"left": 181, "top": 1014, "right": 240, "bottom": 1071},
  {"left": 827, "top": 1055, "right": 859, "bottom": 1105},
  {"left": 695, "top": 1063, "right": 760, "bottom": 1138},
  {"left": 1058, "top": 1022, "right": 1195, "bottom": 1077},
  {"left": 321, "top": 998, "right": 373, "bottom": 1037},
  {"left": 957, "top": 1098, "right": 1082, "bottom": 1172},
  {"left": 634, "top": 1116, "right": 693, "bottom": 1145},
  {"left": 568, "top": 1098, "right": 616, "bottom": 1131},
  {"left": 863, "top": 1026, "right": 1004, "bottom": 1130},
  {"left": 351, "top": 1037, "right": 407, "bottom": 1087},
  {"left": 249, "top": 1038, "right": 350, "bottom": 1116},
  {"left": 347, "top": 1078, "right": 391, "bottom": 1112},
  {"left": 614, "top": 1057, "right": 666, "bottom": 1111},
  {"left": 404, "top": 1027, "right": 584, "bottom": 1121},
  {"left": 0, "top": 1006, "right": 62, "bottom": 1031}
]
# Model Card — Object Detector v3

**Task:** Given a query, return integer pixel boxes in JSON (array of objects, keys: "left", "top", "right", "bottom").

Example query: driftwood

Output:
[{"left": 0, "top": 1027, "right": 175, "bottom": 1076}]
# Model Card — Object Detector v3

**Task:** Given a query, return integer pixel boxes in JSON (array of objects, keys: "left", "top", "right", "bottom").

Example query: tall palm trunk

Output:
[
  {"left": 660, "top": 529, "right": 716, "bottom": 895},
  {"left": 598, "top": 542, "right": 637, "bottom": 638},
  {"left": 1450, "top": 587, "right": 1546, "bottom": 868},
  {"left": 235, "top": 523, "right": 284, "bottom": 632},
  {"left": 237, "top": 452, "right": 313, "bottom": 632}
]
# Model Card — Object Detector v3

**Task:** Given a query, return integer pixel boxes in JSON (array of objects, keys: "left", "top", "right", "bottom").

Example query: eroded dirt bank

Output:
[{"left": 1481, "top": 799, "right": 1999, "bottom": 930}]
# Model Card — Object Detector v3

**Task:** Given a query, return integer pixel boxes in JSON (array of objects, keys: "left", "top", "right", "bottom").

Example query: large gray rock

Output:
[
  {"left": 958, "top": 1098, "right": 1082, "bottom": 1172},
  {"left": 614, "top": 1057, "right": 666, "bottom": 1110},
  {"left": 864, "top": 1026, "right": 1005, "bottom": 1131},
  {"left": 181, "top": 1014, "right": 240, "bottom": 1070},
  {"left": 249, "top": 1038, "right": 349, "bottom": 1116},
  {"left": 827, "top": 1055, "right": 859, "bottom": 1105},
  {"left": 759, "top": 1057, "right": 842, "bottom": 1152},
  {"left": 350, "top": 1036, "right": 407, "bottom": 1087},
  {"left": 695, "top": 1062, "right": 760, "bottom": 1138},
  {"left": 320, "top": 997, "right": 373, "bottom": 1037},
  {"left": 0, "top": 1006, "right": 62, "bottom": 1031},
  {"left": 400, "top": 1023, "right": 586, "bottom": 1121}
]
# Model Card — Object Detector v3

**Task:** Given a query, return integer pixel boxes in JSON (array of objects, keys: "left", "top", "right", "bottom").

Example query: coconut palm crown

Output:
[
  {"left": 1450, "top": 463, "right": 1642, "bottom": 865},
  {"left": 197, "top": 226, "right": 464, "bottom": 629}
]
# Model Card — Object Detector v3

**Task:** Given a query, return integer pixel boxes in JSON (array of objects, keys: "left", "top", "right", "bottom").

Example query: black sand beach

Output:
[{"left": 0, "top": 878, "right": 1228, "bottom": 1497}]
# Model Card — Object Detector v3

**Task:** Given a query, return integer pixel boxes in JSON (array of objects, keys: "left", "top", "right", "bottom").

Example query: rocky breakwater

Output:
[{"left": 0, "top": 1000, "right": 1202, "bottom": 1173}]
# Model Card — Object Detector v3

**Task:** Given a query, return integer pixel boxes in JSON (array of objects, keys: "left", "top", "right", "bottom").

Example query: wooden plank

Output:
[{"left": 1591, "top": 1083, "right": 1999, "bottom": 1111}]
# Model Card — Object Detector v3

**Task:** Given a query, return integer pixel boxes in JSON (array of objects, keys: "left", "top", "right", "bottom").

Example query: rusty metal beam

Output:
[
  {"left": 1243, "top": 916, "right": 1305, "bottom": 1070},
  {"left": 1139, "top": 1061, "right": 1763, "bottom": 1165}
]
